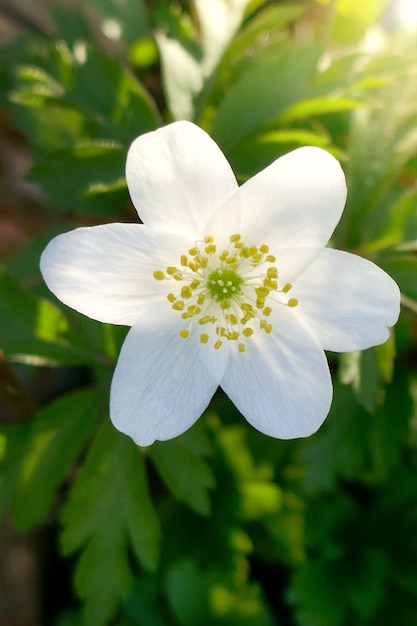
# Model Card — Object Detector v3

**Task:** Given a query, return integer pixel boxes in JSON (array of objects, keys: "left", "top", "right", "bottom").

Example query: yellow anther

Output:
[
  {"left": 287, "top": 298, "right": 298, "bottom": 308},
  {"left": 204, "top": 235, "right": 214, "bottom": 243},
  {"left": 266, "top": 254, "right": 276, "bottom": 263},
  {"left": 187, "top": 305, "right": 201, "bottom": 315},
  {"left": 188, "top": 261, "right": 198, "bottom": 272},
  {"left": 173, "top": 273, "right": 183, "bottom": 281},
  {"left": 197, "top": 294, "right": 205, "bottom": 305},
  {"left": 241, "top": 303, "right": 253, "bottom": 312},
  {"left": 190, "top": 279, "right": 200, "bottom": 289},
  {"left": 199, "top": 315, "right": 214, "bottom": 325},
  {"left": 166, "top": 266, "right": 177, "bottom": 275},
  {"left": 230, "top": 234, "right": 241, "bottom": 242},
  {"left": 220, "top": 300, "right": 231, "bottom": 310},
  {"left": 219, "top": 250, "right": 228, "bottom": 261},
  {"left": 172, "top": 301, "right": 185, "bottom": 311},
  {"left": 228, "top": 314, "right": 238, "bottom": 325},
  {"left": 267, "top": 267, "right": 278, "bottom": 279},
  {"left": 200, "top": 333, "right": 209, "bottom": 344},
  {"left": 241, "top": 313, "right": 253, "bottom": 324},
  {"left": 227, "top": 331, "right": 239, "bottom": 340},
  {"left": 188, "top": 247, "right": 198, "bottom": 256},
  {"left": 260, "top": 320, "right": 272, "bottom": 333},
  {"left": 256, "top": 286, "right": 270, "bottom": 298},
  {"left": 243, "top": 327, "right": 254, "bottom": 337},
  {"left": 179, "top": 329, "right": 190, "bottom": 339},
  {"left": 251, "top": 253, "right": 262, "bottom": 264},
  {"left": 167, "top": 293, "right": 176, "bottom": 303},
  {"left": 153, "top": 270, "right": 165, "bottom": 280},
  {"left": 205, "top": 244, "right": 216, "bottom": 254},
  {"left": 256, "top": 299, "right": 266, "bottom": 309},
  {"left": 225, "top": 255, "right": 238, "bottom": 265},
  {"left": 282, "top": 283, "right": 293, "bottom": 293},
  {"left": 214, "top": 340, "right": 223, "bottom": 350},
  {"left": 260, "top": 243, "right": 269, "bottom": 254},
  {"left": 263, "top": 306, "right": 272, "bottom": 316},
  {"left": 264, "top": 278, "right": 277, "bottom": 290},
  {"left": 180, "top": 255, "right": 188, "bottom": 266},
  {"left": 181, "top": 286, "right": 192, "bottom": 299},
  {"left": 238, "top": 343, "right": 245, "bottom": 352}
]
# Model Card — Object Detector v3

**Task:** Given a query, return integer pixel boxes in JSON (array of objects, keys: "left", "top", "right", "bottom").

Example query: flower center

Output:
[
  {"left": 206, "top": 268, "right": 243, "bottom": 301},
  {"left": 153, "top": 234, "right": 298, "bottom": 353}
]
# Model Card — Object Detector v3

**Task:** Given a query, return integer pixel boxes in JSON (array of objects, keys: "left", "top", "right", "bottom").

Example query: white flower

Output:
[{"left": 40, "top": 121, "right": 400, "bottom": 446}]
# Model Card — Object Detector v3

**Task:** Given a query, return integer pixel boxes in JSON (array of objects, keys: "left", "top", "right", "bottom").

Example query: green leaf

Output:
[
  {"left": 340, "top": 72, "right": 417, "bottom": 249},
  {"left": 330, "top": 0, "right": 390, "bottom": 44},
  {"left": 28, "top": 141, "right": 127, "bottom": 215},
  {"left": 10, "top": 389, "right": 98, "bottom": 531},
  {"left": 88, "top": 0, "right": 149, "bottom": 48},
  {"left": 60, "top": 423, "right": 160, "bottom": 625},
  {"left": 66, "top": 46, "right": 160, "bottom": 138},
  {"left": 150, "top": 425, "right": 215, "bottom": 515},
  {"left": 211, "top": 42, "right": 322, "bottom": 149},
  {"left": 338, "top": 337, "right": 396, "bottom": 413},
  {"left": 227, "top": 128, "right": 335, "bottom": 180},
  {"left": 380, "top": 255, "right": 417, "bottom": 304},
  {"left": 165, "top": 560, "right": 210, "bottom": 626},
  {"left": 302, "top": 368, "right": 411, "bottom": 493},
  {"left": 0, "top": 267, "right": 91, "bottom": 365},
  {"left": 275, "top": 96, "right": 362, "bottom": 124}
]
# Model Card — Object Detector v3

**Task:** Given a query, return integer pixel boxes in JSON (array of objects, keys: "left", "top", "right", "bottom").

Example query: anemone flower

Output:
[{"left": 40, "top": 121, "right": 400, "bottom": 445}]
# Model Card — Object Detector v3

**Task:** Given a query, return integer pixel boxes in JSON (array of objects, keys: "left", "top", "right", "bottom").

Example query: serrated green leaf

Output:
[
  {"left": 11, "top": 389, "right": 98, "bottom": 531},
  {"left": 60, "top": 423, "right": 160, "bottom": 625},
  {"left": 150, "top": 425, "right": 215, "bottom": 515}
]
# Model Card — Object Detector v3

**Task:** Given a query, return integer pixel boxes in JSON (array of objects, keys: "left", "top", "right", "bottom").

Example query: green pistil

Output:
[{"left": 207, "top": 268, "right": 243, "bottom": 301}]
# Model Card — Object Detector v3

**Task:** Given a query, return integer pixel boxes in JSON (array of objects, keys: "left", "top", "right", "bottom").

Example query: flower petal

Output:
[
  {"left": 293, "top": 248, "right": 401, "bottom": 351},
  {"left": 126, "top": 121, "right": 238, "bottom": 237},
  {"left": 110, "top": 306, "right": 222, "bottom": 446},
  {"left": 40, "top": 223, "right": 192, "bottom": 325},
  {"left": 238, "top": 146, "right": 347, "bottom": 280},
  {"left": 220, "top": 307, "right": 332, "bottom": 439}
]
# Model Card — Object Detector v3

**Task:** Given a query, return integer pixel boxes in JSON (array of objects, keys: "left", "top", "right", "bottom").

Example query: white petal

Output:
[
  {"left": 220, "top": 308, "right": 332, "bottom": 439},
  {"left": 126, "top": 121, "right": 238, "bottom": 237},
  {"left": 238, "top": 146, "right": 347, "bottom": 280},
  {"left": 40, "top": 223, "right": 192, "bottom": 325},
  {"left": 110, "top": 306, "right": 222, "bottom": 446},
  {"left": 293, "top": 248, "right": 401, "bottom": 351}
]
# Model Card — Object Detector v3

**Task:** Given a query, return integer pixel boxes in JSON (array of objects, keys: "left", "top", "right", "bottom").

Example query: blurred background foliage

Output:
[{"left": 0, "top": 0, "right": 416, "bottom": 624}]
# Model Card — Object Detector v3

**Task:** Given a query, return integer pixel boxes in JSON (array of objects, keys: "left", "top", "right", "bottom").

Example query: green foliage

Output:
[
  {"left": 60, "top": 423, "right": 161, "bottom": 625},
  {"left": 0, "top": 1, "right": 417, "bottom": 624}
]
